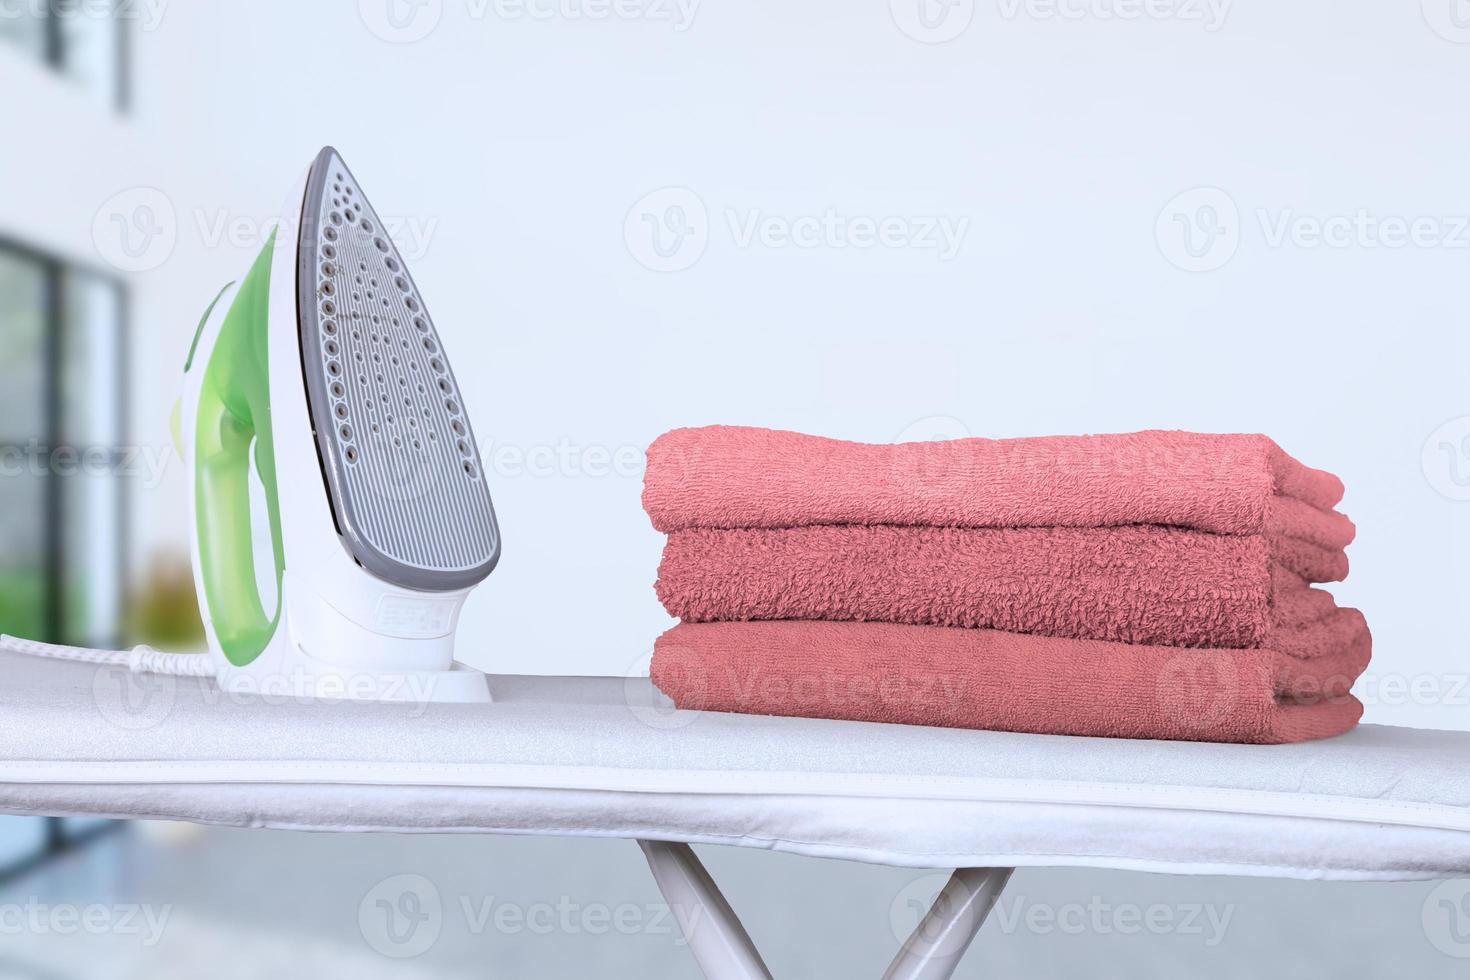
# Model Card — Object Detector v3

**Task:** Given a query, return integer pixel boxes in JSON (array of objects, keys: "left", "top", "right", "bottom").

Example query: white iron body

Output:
[{"left": 180, "top": 153, "right": 495, "bottom": 704}]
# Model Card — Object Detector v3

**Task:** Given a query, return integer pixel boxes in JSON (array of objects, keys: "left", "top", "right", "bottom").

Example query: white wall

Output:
[{"left": 6, "top": 0, "right": 1468, "bottom": 730}]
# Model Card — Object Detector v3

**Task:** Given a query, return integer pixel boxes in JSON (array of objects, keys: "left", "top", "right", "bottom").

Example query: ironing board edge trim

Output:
[
  {"left": 3, "top": 760, "right": 1468, "bottom": 834},
  {"left": 0, "top": 798, "right": 1455, "bottom": 881}
]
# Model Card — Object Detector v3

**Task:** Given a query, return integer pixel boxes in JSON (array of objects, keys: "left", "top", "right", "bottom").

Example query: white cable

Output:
[{"left": 0, "top": 634, "right": 218, "bottom": 678}]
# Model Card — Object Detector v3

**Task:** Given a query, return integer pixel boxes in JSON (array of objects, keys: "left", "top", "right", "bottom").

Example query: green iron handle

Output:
[{"left": 191, "top": 235, "right": 286, "bottom": 667}]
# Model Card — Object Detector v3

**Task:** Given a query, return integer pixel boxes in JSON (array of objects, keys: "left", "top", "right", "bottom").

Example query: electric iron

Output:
[{"left": 176, "top": 147, "right": 501, "bottom": 703}]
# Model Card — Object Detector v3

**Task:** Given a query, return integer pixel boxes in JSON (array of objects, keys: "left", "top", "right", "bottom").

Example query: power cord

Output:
[{"left": 0, "top": 634, "right": 216, "bottom": 678}]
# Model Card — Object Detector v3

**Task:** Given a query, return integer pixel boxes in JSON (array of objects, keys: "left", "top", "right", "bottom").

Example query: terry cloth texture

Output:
[
  {"left": 644, "top": 426, "right": 1366, "bottom": 744},
  {"left": 656, "top": 525, "right": 1346, "bottom": 648},
  {"left": 643, "top": 426, "right": 1355, "bottom": 548},
  {"left": 651, "top": 613, "right": 1369, "bottom": 745}
]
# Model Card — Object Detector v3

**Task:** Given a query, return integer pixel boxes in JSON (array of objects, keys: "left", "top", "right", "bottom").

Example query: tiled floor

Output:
[{"left": 0, "top": 823, "right": 1461, "bottom": 978}]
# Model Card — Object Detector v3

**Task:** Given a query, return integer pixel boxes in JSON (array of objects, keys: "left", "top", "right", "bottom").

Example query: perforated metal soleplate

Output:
[{"left": 297, "top": 147, "right": 500, "bottom": 590}]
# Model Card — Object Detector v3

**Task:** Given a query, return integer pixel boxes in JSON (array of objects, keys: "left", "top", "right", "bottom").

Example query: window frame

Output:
[
  {"left": 0, "top": 236, "right": 131, "bottom": 885},
  {"left": 0, "top": 235, "right": 130, "bottom": 646},
  {"left": 0, "top": 818, "right": 123, "bottom": 885},
  {"left": 5, "top": 0, "right": 131, "bottom": 113}
]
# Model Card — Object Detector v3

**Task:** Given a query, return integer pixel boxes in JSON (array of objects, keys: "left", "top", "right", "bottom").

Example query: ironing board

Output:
[{"left": 3, "top": 650, "right": 1470, "bottom": 979}]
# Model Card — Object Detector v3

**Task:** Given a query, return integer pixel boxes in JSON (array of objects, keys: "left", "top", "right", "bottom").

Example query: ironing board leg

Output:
[
  {"left": 636, "top": 839, "right": 775, "bottom": 980},
  {"left": 881, "top": 867, "right": 1013, "bottom": 980}
]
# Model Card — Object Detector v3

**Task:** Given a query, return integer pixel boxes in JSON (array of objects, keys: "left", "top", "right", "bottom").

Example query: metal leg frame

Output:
[
  {"left": 636, "top": 840, "right": 1012, "bottom": 980},
  {"left": 881, "top": 866, "right": 1014, "bottom": 980},
  {"left": 637, "top": 839, "right": 775, "bottom": 980}
]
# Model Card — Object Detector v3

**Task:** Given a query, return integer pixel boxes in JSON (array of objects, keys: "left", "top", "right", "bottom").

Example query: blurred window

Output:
[
  {"left": 0, "top": 818, "right": 48, "bottom": 879},
  {"left": 0, "top": 0, "right": 128, "bottom": 111},
  {"left": 0, "top": 243, "right": 128, "bottom": 648},
  {"left": 0, "top": 816, "right": 122, "bottom": 885},
  {"left": 61, "top": 269, "right": 127, "bottom": 646},
  {"left": 0, "top": 245, "right": 128, "bottom": 884},
  {"left": 0, "top": 6, "right": 47, "bottom": 60},
  {"left": 0, "top": 249, "right": 48, "bottom": 643}
]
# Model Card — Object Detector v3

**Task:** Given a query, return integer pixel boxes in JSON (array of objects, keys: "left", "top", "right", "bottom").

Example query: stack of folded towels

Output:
[{"left": 643, "top": 426, "right": 1369, "bottom": 744}]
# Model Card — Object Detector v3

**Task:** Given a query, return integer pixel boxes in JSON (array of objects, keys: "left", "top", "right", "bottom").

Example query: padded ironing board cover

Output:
[{"left": 2, "top": 651, "right": 1469, "bottom": 881}]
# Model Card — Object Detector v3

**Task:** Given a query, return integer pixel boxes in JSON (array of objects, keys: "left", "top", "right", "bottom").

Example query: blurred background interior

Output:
[
  {"left": 1, "top": 5, "right": 142, "bottom": 951},
  {"left": 2, "top": 1, "right": 1468, "bottom": 976}
]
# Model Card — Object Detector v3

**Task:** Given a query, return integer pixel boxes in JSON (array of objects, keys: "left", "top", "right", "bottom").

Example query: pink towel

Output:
[
  {"left": 656, "top": 525, "right": 1346, "bottom": 649},
  {"left": 644, "top": 425, "right": 1365, "bottom": 744},
  {"left": 644, "top": 426, "right": 1355, "bottom": 549},
  {"left": 651, "top": 611, "right": 1370, "bottom": 744}
]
